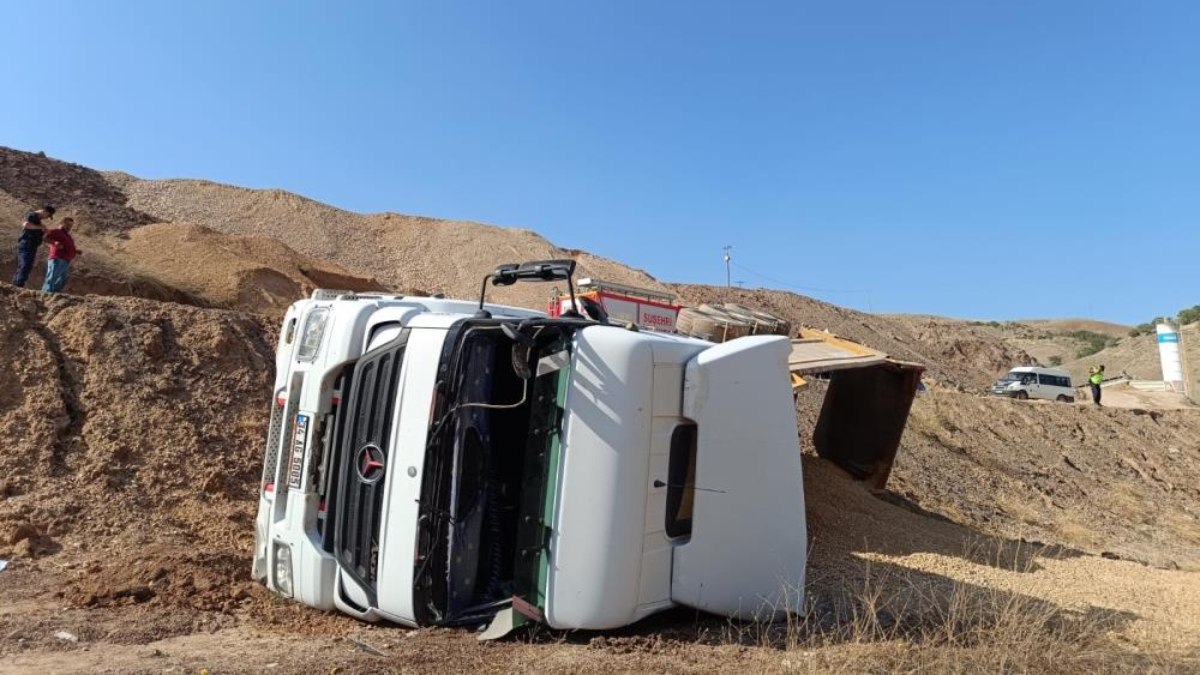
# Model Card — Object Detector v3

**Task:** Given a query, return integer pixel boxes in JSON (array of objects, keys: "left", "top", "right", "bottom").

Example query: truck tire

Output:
[
  {"left": 1014, "top": 390, "right": 1029, "bottom": 400},
  {"left": 1056, "top": 395, "right": 1074, "bottom": 403}
]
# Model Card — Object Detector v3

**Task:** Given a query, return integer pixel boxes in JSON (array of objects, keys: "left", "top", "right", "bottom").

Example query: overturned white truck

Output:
[{"left": 253, "top": 260, "right": 915, "bottom": 635}]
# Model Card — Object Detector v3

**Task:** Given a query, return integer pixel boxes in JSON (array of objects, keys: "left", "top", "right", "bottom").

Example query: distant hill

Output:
[
  {"left": 1020, "top": 318, "right": 1131, "bottom": 338},
  {"left": 5, "top": 145, "right": 1146, "bottom": 391}
]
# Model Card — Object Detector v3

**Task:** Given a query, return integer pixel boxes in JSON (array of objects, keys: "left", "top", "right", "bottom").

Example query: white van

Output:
[{"left": 990, "top": 366, "right": 1075, "bottom": 402}]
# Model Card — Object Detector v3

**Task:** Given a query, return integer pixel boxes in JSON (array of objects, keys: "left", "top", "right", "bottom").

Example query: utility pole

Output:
[{"left": 722, "top": 245, "right": 732, "bottom": 289}]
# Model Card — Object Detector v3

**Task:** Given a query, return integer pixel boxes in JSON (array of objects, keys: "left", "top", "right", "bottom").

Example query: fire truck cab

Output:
[{"left": 548, "top": 278, "right": 681, "bottom": 333}]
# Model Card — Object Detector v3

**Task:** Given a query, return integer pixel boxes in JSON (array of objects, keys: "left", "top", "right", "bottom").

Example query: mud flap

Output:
[
  {"left": 478, "top": 606, "right": 528, "bottom": 641},
  {"left": 672, "top": 336, "right": 807, "bottom": 620}
]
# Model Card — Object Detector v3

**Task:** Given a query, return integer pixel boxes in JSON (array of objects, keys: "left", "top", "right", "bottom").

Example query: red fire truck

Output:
[{"left": 548, "top": 278, "right": 681, "bottom": 332}]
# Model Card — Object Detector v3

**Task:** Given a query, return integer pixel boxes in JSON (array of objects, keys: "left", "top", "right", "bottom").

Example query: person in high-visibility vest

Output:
[{"left": 1089, "top": 365, "right": 1105, "bottom": 406}]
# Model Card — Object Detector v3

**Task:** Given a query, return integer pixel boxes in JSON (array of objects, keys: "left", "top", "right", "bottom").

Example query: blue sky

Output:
[{"left": 4, "top": 1, "right": 1196, "bottom": 323}]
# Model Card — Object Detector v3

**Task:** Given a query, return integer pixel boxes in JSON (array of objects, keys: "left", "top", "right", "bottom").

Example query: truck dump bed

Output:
[{"left": 788, "top": 328, "right": 924, "bottom": 489}]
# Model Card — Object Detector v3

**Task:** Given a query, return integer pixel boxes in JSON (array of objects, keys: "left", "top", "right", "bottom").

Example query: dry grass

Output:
[
  {"left": 995, "top": 494, "right": 1043, "bottom": 527},
  {"left": 705, "top": 545, "right": 1198, "bottom": 674},
  {"left": 1051, "top": 517, "right": 1103, "bottom": 551},
  {"left": 1108, "top": 482, "right": 1153, "bottom": 523}
]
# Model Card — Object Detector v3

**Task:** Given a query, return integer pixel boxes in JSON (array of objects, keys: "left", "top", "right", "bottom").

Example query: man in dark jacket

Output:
[{"left": 12, "top": 205, "right": 55, "bottom": 287}]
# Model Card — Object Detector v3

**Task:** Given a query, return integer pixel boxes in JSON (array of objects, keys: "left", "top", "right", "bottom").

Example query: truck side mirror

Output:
[{"left": 478, "top": 259, "right": 580, "bottom": 315}]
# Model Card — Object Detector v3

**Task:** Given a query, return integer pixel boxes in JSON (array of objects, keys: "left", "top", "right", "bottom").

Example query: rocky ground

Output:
[
  {"left": 3, "top": 146, "right": 1199, "bottom": 672},
  {"left": 1, "top": 286, "right": 1198, "bottom": 673}
]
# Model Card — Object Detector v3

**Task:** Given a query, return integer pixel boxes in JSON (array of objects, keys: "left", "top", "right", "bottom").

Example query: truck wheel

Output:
[
  {"left": 1014, "top": 391, "right": 1029, "bottom": 400},
  {"left": 1056, "top": 395, "right": 1071, "bottom": 402}
]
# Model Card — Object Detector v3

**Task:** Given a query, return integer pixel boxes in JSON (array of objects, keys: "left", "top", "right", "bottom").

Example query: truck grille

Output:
[
  {"left": 262, "top": 401, "right": 284, "bottom": 489},
  {"left": 263, "top": 375, "right": 303, "bottom": 492},
  {"left": 333, "top": 331, "right": 409, "bottom": 591}
]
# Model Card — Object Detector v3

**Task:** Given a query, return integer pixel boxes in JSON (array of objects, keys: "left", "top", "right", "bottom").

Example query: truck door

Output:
[{"left": 671, "top": 336, "right": 806, "bottom": 620}]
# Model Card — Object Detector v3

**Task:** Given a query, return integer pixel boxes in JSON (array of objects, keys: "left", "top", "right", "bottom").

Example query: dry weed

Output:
[
  {"left": 996, "top": 495, "right": 1043, "bottom": 527},
  {"left": 1108, "top": 482, "right": 1152, "bottom": 522},
  {"left": 1051, "top": 518, "right": 1103, "bottom": 550},
  {"left": 746, "top": 544, "right": 1197, "bottom": 674}
]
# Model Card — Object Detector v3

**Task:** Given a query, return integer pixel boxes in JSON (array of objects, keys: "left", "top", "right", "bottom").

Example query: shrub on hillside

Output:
[{"left": 1070, "top": 330, "right": 1118, "bottom": 359}]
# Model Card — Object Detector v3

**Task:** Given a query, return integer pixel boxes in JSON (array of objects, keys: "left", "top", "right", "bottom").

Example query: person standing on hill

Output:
[
  {"left": 11, "top": 205, "right": 55, "bottom": 287},
  {"left": 1089, "top": 365, "right": 1105, "bottom": 406},
  {"left": 42, "top": 217, "right": 79, "bottom": 293}
]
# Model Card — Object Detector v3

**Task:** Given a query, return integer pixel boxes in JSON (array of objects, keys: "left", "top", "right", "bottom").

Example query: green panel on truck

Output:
[{"left": 512, "top": 338, "right": 571, "bottom": 622}]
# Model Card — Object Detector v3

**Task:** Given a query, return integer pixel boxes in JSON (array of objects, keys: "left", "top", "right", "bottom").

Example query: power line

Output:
[{"left": 730, "top": 261, "right": 871, "bottom": 296}]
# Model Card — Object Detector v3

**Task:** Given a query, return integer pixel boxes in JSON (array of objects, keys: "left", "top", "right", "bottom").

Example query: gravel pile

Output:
[
  {"left": 119, "top": 177, "right": 672, "bottom": 310},
  {"left": 0, "top": 287, "right": 277, "bottom": 619},
  {"left": 0, "top": 148, "right": 154, "bottom": 232}
]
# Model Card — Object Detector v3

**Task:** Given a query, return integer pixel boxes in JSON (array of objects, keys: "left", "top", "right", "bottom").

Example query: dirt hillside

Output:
[
  {"left": 0, "top": 149, "right": 153, "bottom": 234},
  {"left": 0, "top": 287, "right": 274, "bottom": 577},
  {"left": 7, "top": 146, "right": 1069, "bottom": 390},
  {"left": 90, "top": 222, "right": 388, "bottom": 313},
  {"left": 117, "top": 176, "right": 671, "bottom": 310},
  {"left": 2, "top": 287, "right": 1197, "bottom": 673},
  {"left": 674, "top": 286, "right": 1038, "bottom": 391},
  {"left": 791, "top": 378, "right": 1200, "bottom": 572},
  {"left": 1021, "top": 318, "right": 1131, "bottom": 338},
  {"left": 900, "top": 392, "right": 1200, "bottom": 569},
  {"left": 1, "top": 149, "right": 384, "bottom": 314}
]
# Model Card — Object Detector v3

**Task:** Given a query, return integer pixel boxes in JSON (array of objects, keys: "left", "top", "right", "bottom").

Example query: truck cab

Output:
[{"left": 253, "top": 261, "right": 807, "bottom": 632}]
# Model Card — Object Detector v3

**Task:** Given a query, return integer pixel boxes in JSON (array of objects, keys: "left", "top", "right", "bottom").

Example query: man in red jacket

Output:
[{"left": 42, "top": 217, "right": 80, "bottom": 293}]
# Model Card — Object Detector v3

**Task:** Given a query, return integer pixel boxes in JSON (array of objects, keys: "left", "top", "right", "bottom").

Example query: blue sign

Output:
[{"left": 1158, "top": 333, "right": 1180, "bottom": 343}]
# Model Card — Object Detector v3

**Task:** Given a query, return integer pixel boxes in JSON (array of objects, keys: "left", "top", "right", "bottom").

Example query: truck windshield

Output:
[{"left": 413, "top": 320, "right": 579, "bottom": 626}]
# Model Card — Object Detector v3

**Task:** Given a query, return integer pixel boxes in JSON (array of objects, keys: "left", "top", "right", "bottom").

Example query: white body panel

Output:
[
  {"left": 546, "top": 328, "right": 656, "bottom": 628},
  {"left": 674, "top": 336, "right": 806, "bottom": 619},
  {"left": 544, "top": 328, "right": 711, "bottom": 629}
]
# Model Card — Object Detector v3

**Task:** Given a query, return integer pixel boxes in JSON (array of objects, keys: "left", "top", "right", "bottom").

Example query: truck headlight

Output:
[
  {"left": 297, "top": 308, "right": 329, "bottom": 361},
  {"left": 273, "top": 542, "right": 295, "bottom": 597}
]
